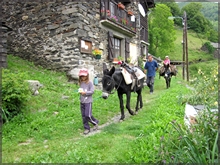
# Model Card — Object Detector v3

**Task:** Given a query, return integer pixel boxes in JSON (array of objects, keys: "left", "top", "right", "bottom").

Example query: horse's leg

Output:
[
  {"left": 169, "top": 77, "right": 171, "bottom": 88},
  {"left": 118, "top": 92, "right": 125, "bottom": 120},
  {"left": 166, "top": 78, "right": 169, "bottom": 89},
  {"left": 135, "top": 90, "right": 140, "bottom": 112},
  {"left": 125, "top": 91, "right": 135, "bottom": 116},
  {"left": 139, "top": 89, "right": 143, "bottom": 109},
  {"left": 135, "top": 89, "right": 143, "bottom": 112}
]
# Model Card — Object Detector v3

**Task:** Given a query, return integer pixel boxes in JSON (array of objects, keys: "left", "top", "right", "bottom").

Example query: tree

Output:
[
  {"left": 181, "top": 2, "right": 203, "bottom": 20},
  {"left": 164, "top": 2, "right": 182, "bottom": 26},
  {"left": 181, "top": 2, "right": 214, "bottom": 34},
  {"left": 148, "top": 4, "right": 176, "bottom": 57},
  {"left": 188, "top": 12, "right": 210, "bottom": 33}
]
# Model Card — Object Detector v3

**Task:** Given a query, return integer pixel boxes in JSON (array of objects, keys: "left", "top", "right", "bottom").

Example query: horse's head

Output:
[{"left": 102, "top": 64, "right": 116, "bottom": 99}]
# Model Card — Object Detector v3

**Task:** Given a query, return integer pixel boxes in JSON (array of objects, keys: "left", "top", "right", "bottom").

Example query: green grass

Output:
[
  {"left": 166, "top": 27, "right": 215, "bottom": 62},
  {"left": 189, "top": 59, "right": 218, "bottom": 77},
  {"left": 2, "top": 27, "right": 217, "bottom": 163},
  {"left": 2, "top": 55, "right": 190, "bottom": 163}
]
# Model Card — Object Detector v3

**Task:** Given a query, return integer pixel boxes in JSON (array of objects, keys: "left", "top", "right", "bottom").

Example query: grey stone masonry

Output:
[
  {"left": 1, "top": 0, "right": 145, "bottom": 81},
  {"left": 1, "top": 0, "right": 108, "bottom": 76}
]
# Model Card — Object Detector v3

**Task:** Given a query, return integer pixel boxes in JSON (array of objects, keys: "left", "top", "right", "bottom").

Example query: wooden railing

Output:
[{"left": 100, "top": 0, "right": 136, "bottom": 33}]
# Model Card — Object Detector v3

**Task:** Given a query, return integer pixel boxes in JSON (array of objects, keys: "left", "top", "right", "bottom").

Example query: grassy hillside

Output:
[
  {"left": 3, "top": 54, "right": 190, "bottom": 163},
  {"left": 2, "top": 27, "right": 218, "bottom": 163},
  {"left": 158, "top": 27, "right": 217, "bottom": 78},
  {"left": 163, "top": 27, "right": 215, "bottom": 62}
]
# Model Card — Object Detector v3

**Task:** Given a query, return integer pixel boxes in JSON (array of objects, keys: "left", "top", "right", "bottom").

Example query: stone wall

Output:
[
  {"left": 2, "top": 0, "right": 148, "bottom": 81},
  {"left": 2, "top": 0, "right": 108, "bottom": 76},
  {"left": 0, "top": 26, "right": 8, "bottom": 68}
]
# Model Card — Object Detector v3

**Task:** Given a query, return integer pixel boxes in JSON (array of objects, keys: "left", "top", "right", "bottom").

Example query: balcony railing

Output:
[{"left": 100, "top": 0, "right": 136, "bottom": 33}]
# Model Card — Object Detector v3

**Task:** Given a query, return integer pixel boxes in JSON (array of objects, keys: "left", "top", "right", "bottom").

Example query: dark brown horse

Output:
[
  {"left": 101, "top": 63, "right": 145, "bottom": 121},
  {"left": 159, "top": 64, "right": 177, "bottom": 89}
]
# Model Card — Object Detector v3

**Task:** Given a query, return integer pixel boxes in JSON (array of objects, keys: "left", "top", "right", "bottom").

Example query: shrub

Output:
[
  {"left": 158, "top": 109, "right": 218, "bottom": 164},
  {"left": 158, "top": 66, "right": 218, "bottom": 164},
  {"left": 204, "top": 42, "right": 215, "bottom": 54},
  {"left": 187, "top": 66, "right": 218, "bottom": 108},
  {"left": 2, "top": 69, "right": 31, "bottom": 123}
]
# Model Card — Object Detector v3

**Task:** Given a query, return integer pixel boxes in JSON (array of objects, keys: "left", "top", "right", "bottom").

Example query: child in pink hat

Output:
[
  {"left": 163, "top": 56, "right": 170, "bottom": 65},
  {"left": 78, "top": 68, "right": 99, "bottom": 135}
]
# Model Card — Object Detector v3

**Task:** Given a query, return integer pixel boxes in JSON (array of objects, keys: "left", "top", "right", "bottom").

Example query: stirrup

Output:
[{"left": 137, "top": 79, "right": 141, "bottom": 87}]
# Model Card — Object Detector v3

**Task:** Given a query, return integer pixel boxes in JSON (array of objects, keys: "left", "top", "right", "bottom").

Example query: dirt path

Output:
[
  {"left": 83, "top": 79, "right": 187, "bottom": 137},
  {"left": 82, "top": 111, "right": 132, "bottom": 137},
  {"left": 82, "top": 97, "right": 154, "bottom": 137}
]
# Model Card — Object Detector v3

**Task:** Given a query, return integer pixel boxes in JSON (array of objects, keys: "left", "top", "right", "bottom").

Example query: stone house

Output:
[
  {"left": 0, "top": 22, "right": 13, "bottom": 68},
  {"left": 2, "top": 0, "right": 155, "bottom": 81}
]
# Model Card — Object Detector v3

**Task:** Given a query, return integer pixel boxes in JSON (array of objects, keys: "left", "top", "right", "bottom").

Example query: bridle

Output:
[{"left": 102, "top": 74, "right": 123, "bottom": 94}]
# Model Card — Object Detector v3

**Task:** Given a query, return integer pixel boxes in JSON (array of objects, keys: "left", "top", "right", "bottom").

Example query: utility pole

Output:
[
  {"left": 168, "top": 13, "right": 189, "bottom": 81},
  {"left": 184, "top": 11, "right": 189, "bottom": 81},
  {"left": 182, "top": 12, "right": 185, "bottom": 80}
]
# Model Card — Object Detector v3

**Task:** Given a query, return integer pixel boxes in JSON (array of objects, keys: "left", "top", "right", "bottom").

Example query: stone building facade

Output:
[
  {"left": 1, "top": 0, "right": 155, "bottom": 79},
  {"left": 0, "top": 22, "right": 12, "bottom": 68}
]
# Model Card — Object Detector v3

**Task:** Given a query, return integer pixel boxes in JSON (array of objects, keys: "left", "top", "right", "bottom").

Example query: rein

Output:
[{"left": 103, "top": 75, "right": 123, "bottom": 94}]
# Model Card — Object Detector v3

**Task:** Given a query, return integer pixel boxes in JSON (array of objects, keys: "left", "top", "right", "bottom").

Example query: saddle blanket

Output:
[{"left": 121, "top": 67, "right": 146, "bottom": 85}]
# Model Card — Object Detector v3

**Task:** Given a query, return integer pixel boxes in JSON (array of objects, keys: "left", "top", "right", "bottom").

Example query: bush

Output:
[
  {"left": 157, "top": 66, "right": 218, "bottom": 164},
  {"left": 2, "top": 69, "right": 31, "bottom": 123},
  {"left": 204, "top": 42, "right": 215, "bottom": 54},
  {"left": 187, "top": 66, "right": 218, "bottom": 108},
  {"left": 158, "top": 109, "right": 218, "bottom": 164}
]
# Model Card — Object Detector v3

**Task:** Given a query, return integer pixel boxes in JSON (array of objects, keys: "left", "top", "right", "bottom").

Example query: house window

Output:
[
  {"left": 110, "top": 2, "right": 115, "bottom": 16},
  {"left": 113, "top": 37, "right": 121, "bottom": 58},
  {"left": 142, "top": 44, "right": 147, "bottom": 56}
]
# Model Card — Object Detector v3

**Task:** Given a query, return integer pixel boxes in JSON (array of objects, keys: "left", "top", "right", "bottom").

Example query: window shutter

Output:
[
  {"left": 141, "top": 43, "right": 144, "bottom": 57},
  {"left": 125, "top": 38, "right": 130, "bottom": 62},
  {"left": 108, "top": 31, "right": 114, "bottom": 61}
]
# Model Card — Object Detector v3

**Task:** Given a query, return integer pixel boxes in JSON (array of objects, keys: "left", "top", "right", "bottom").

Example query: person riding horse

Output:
[{"left": 163, "top": 56, "right": 171, "bottom": 76}]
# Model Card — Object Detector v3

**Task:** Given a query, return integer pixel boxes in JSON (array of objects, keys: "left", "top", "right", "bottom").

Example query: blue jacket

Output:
[{"left": 144, "top": 60, "right": 158, "bottom": 77}]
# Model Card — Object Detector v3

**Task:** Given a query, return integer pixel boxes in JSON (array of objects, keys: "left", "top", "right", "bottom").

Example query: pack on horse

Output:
[
  {"left": 101, "top": 62, "right": 145, "bottom": 121},
  {"left": 159, "top": 63, "right": 177, "bottom": 89}
]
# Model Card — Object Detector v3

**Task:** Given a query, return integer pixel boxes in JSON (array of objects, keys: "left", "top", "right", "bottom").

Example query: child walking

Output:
[{"left": 78, "top": 68, "right": 99, "bottom": 135}]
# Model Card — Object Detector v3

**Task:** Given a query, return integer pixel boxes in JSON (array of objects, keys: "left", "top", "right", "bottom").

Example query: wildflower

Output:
[
  {"left": 178, "top": 136, "right": 182, "bottom": 140},
  {"left": 171, "top": 120, "right": 176, "bottom": 123},
  {"left": 214, "top": 101, "right": 218, "bottom": 106}
]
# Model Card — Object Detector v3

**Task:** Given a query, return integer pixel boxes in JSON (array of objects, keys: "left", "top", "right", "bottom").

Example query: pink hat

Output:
[{"left": 78, "top": 68, "right": 88, "bottom": 76}]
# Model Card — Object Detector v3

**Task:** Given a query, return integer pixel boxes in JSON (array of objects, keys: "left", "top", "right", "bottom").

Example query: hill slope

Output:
[
  {"left": 3, "top": 54, "right": 191, "bottom": 163},
  {"left": 2, "top": 28, "right": 217, "bottom": 163}
]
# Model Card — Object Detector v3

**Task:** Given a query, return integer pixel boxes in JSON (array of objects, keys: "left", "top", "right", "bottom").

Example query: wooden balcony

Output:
[{"left": 100, "top": 0, "right": 136, "bottom": 37}]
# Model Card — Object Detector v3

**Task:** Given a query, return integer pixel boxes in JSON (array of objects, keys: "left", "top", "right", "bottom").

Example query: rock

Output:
[
  {"left": 62, "top": 95, "right": 69, "bottom": 99},
  {"left": 22, "top": 15, "right": 28, "bottom": 20},
  {"left": 67, "top": 65, "right": 94, "bottom": 83},
  {"left": 26, "top": 80, "right": 43, "bottom": 95}
]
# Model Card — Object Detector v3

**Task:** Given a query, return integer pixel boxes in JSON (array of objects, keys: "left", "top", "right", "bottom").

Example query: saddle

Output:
[
  {"left": 159, "top": 65, "right": 177, "bottom": 77},
  {"left": 120, "top": 61, "right": 142, "bottom": 92}
]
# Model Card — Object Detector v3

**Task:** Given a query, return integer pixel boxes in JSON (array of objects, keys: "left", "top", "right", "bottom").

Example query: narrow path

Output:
[
  {"left": 83, "top": 95, "right": 155, "bottom": 137},
  {"left": 82, "top": 111, "right": 131, "bottom": 137},
  {"left": 83, "top": 76, "right": 186, "bottom": 137}
]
